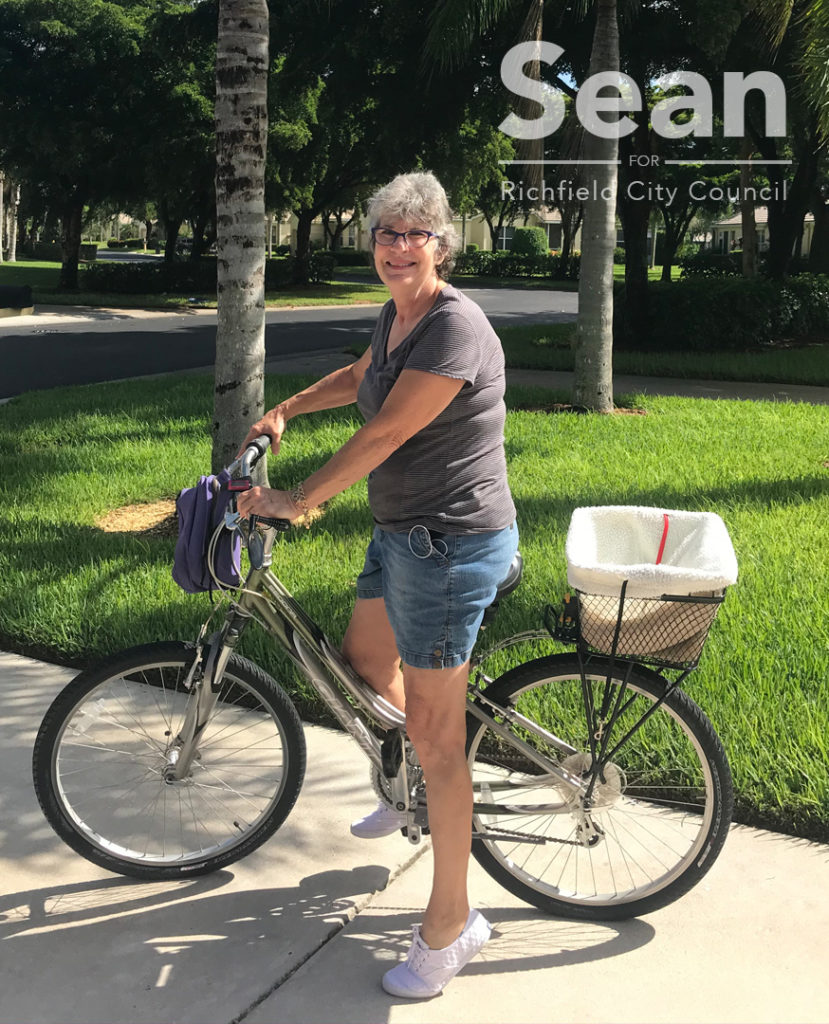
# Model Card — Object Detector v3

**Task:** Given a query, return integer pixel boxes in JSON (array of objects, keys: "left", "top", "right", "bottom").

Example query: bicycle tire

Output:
[
  {"left": 467, "top": 654, "right": 733, "bottom": 920},
  {"left": 33, "top": 641, "right": 306, "bottom": 880}
]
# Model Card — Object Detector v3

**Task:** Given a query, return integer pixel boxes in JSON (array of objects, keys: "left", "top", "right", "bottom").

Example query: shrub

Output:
[
  {"left": 510, "top": 226, "right": 549, "bottom": 257},
  {"left": 679, "top": 250, "right": 742, "bottom": 278},
  {"left": 79, "top": 244, "right": 98, "bottom": 263},
  {"left": 453, "top": 248, "right": 580, "bottom": 281},
  {"left": 309, "top": 251, "right": 335, "bottom": 283},
  {"left": 84, "top": 252, "right": 335, "bottom": 295},
  {"left": 614, "top": 273, "right": 829, "bottom": 351},
  {"left": 614, "top": 246, "right": 626, "bottom": 265},
  {"left": 84, "top": 259, "right": 217, "bottom": 295},
  {"left": 773, "top": 273, "right": 829, "bottom": 335},
  {"left": 332, "top": 248, "right": 370, "bottom": 267},
  {"left": 264, "top": 258, "right": 293, "bottom": 288},
  {"left": 681, "top": 249, "right": 816, "bottom": 280},
  {"left": 33, "top": 242, "right": 63, "bottom": 261},
  {"left": 465, "top": 243, "right": 479, "bottom": 253}
]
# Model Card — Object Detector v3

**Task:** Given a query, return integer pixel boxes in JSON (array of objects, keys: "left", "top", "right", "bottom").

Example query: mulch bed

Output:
[{"left": 95, "top": 499, "right": 178, "bottom": 538}]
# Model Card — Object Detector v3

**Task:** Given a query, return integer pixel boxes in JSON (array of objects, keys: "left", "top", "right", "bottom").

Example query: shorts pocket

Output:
[{"left": 406, "top": 525, "right": 454, "bottom": 566}]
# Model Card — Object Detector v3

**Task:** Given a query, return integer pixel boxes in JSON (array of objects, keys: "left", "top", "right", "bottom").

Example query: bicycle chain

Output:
[{"left": 475, "top": 825, "right": 586, "bottom": 848}]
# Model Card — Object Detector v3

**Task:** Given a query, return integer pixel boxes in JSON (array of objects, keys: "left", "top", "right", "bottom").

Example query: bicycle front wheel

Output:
[
  {"left": 33, "top": 641, "right": 306, "bottom": 880},
  {"left": 467, "top": 655, "right": 732, "bottom": 920}
]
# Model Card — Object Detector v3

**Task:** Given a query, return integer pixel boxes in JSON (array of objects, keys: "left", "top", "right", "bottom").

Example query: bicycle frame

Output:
[{"left": 172, "top": 515, "right": 595, "bottom": 845}]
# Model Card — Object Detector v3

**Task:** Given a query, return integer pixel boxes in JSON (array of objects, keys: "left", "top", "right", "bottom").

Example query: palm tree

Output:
[
  {"left": 427, "top": 0, "right": 620, "bottom": 412},
  {"left": 428, "top": 0, "right": 829, "bottom": 406},
  {"left": 570, "top": 0, "right": 618, "bottom": 412},
  {"left": 742, "top": 0, "right": 829, "bottom": 278},
  {"left": 213, "top": 0, "right": 269, "bottom": 476}
]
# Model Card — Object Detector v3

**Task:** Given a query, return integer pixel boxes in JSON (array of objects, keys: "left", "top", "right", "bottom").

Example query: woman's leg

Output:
[
  {"left": 403, "top": 660, "right": 472, "bottom": 950},
  {"left": 342, "top": 596, "right": 405, "bottom": 712}
]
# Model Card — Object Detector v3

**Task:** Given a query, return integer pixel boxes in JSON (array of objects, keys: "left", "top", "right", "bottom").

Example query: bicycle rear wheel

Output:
[
  {"left": 33, "top": 641, "right": 306, "bottom": 880},
  {"left": 467, "top": 655, "right": 732, "bottom": 920}
]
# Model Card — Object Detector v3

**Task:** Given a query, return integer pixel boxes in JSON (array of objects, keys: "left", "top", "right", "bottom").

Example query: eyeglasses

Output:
[{"left": 371, "top": 227, "right": 438, "bottom": 248}]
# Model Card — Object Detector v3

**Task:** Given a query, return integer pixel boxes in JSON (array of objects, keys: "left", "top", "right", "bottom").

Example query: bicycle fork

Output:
[{"left": 163, "top": 640, "right": 228, "bottom": 783}]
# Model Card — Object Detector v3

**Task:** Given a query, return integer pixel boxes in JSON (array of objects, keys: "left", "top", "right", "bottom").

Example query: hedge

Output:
[
  {"left": 332, "top": 248, "right": 371, "bottom": 267},
  {"left": 83, "top": 252, "right": 335, "bottom": 294},
  {"left": 32, "top": 242, "right": 63, "bottom": 261},
  {"left": 680, "top": 250, "right": 813, "bottom": 279},
  {"left": 106, "top": 238, "right": 144, "bottom": 250},
  {"left": 454, "top": 249, "right": 580, "bottom": 280},
  {"left": 614, "top": 273, "right": 829, "bottom": 351}
]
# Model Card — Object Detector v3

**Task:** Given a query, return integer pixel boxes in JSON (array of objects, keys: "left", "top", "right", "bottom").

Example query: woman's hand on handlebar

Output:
[
  {"left": 235, "top": 485, "right": 300, "bottom": 524},
  {"left": 236, "top": 405, "right": 289, "bottom": 458}
]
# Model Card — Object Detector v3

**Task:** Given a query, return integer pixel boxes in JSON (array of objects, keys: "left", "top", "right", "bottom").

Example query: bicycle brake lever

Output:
[{"left": 224, "top": 508, "right": 242, "bottom": 530}]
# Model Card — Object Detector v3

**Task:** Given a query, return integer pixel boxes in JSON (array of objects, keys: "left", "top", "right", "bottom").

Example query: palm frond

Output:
[
  {"left": 423, "top": 0, "right": 519, "bottom": 69},
  {"left": 796, "top": 0, "right": 829, "bottom": 139},
  {"left": 749, "top": 0, "right": 795, "bottom": 51}
]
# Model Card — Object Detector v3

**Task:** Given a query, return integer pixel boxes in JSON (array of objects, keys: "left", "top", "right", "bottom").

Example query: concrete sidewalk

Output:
[{"left": 1, "top": 650, "right": 828, "bottom": 1024}]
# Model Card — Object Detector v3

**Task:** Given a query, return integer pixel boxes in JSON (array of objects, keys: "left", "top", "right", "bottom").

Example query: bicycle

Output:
[{"left": 33, "top": 439, "right": 734, "bottom": 921}]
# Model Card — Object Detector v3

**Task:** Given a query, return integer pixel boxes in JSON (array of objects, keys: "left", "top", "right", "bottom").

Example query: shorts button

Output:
[
  {"left": 432, "top": 659, "right": 442, "bottom": 669},
  {"left": 433, "top": 648, "right": 442, "bottom": 657}
]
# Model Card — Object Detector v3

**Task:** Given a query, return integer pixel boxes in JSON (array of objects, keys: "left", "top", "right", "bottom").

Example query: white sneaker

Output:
[
  {"left": 381, "top": 909, "right": 491, "bottom": 998},
  {"left": 350, "top": 801, "right": 407, "bottom": 839}
]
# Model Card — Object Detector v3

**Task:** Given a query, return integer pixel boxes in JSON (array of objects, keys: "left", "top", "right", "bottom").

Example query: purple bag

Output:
[{"left": 172, "top": 468, "right": 242, "bottom": 593}]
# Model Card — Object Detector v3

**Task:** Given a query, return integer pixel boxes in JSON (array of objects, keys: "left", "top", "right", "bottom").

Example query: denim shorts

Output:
[{"left": 355, "top": 522, "right": 519, "bottom": 670}]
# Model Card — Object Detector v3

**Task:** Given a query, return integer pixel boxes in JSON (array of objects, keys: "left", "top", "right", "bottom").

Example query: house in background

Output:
[
  {"left": 269, "top": 206, "right": 580, "bottom": 255},
  {"left": 710, "top": 206, "right": 814, "bottom": 255}
]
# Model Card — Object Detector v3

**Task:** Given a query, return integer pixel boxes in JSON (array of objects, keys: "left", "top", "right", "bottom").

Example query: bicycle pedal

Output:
[{"left": 401, "top": 824, "right": 430, "bottom": 843}]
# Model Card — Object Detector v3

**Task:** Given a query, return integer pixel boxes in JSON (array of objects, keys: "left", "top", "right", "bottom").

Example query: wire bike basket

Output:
[{"left": 564, "top": 506, "right": 739, "bottom": 668}]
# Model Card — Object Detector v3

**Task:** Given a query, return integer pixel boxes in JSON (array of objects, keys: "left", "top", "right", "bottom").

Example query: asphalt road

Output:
[{"left": 0, "top": 285, "right": 577, "bottom": 398}]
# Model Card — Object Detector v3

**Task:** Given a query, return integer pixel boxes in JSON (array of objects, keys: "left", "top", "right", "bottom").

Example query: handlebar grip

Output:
[
  {"left": 247, "top": 434, "right": 272, "bottom": 463},
  {"left": 250, "top": 514, "right": 291, "bottom": 532}
]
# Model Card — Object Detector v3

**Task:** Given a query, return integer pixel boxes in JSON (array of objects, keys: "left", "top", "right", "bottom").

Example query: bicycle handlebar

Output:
[
  {"left": 225, "top": 434, "right": 295, "bottom": 534},
  {"left": 228, "top": 433, "right": 273, "bottom": 478}
]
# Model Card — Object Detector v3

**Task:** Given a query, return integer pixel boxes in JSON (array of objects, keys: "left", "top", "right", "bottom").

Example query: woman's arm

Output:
[
  {"left": 237, "top": 346, "right": 372, "bottom": 455},
  {"left": 236, "top": 368, "right": 464, "bottom": 521}
]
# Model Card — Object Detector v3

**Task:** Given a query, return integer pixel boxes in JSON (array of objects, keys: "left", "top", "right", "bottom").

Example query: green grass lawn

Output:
[
  {"left": 0, "top": 258, "right": 389, "bottom": 309},
  {"left": 496, "top": 324, "right": 829, "bottom": 386},
  {"left": 2, "top": 257, "right": 678, "bottom": 309},
  {"left": 344, "top": 323, "right": 829, "bottom": 386},
  {"left": 0, "top": 374, "right": 827, "bottom": 841}
]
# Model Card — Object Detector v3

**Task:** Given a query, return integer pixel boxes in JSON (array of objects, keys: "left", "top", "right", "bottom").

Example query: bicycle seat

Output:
[{"left": 481, "top": 551, "right": 524, "bottom": 628}]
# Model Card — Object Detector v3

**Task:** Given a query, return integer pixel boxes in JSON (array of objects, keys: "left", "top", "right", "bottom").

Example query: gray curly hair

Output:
[{"left": 366, "top": 171, "right": 460, "bottom": 280}]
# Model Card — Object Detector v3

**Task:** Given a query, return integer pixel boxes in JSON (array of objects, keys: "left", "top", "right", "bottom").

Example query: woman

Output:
[{"left": 236, "top": 171, "right": 517, "bottom": 998}]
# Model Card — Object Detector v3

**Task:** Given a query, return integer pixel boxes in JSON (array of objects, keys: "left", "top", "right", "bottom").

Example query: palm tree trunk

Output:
[
  {"left": 6, "top": 182, "right": 18, "bottom": 262},
  {"left": 572, "top": 0, "right": 618, "bottom": 413},
  {"left": 808, "top": 184, "right": 829, "bottom": 273},
  {"left": 213, "top": 0, "right": 269, "bottom": 476},
  {"left": 741, "top": 137, "right": 757, "bottom": 278}
]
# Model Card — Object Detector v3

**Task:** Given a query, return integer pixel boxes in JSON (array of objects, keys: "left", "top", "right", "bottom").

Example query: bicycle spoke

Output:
[
  {"left": 45, "top": 655, "right": 298, "bottom": 869},
  {"left": 468, "top": 658, "right": 728, "bottom": 914}
]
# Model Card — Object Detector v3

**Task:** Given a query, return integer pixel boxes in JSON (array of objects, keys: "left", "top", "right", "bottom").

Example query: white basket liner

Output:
[{"left": 566, "top": 505, "right": 738, "bottom": 598}]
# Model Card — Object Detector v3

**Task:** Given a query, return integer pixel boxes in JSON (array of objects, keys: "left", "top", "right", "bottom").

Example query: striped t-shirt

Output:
[{"left": 356, "top": 284, "right": 516, "bottom": 534}]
